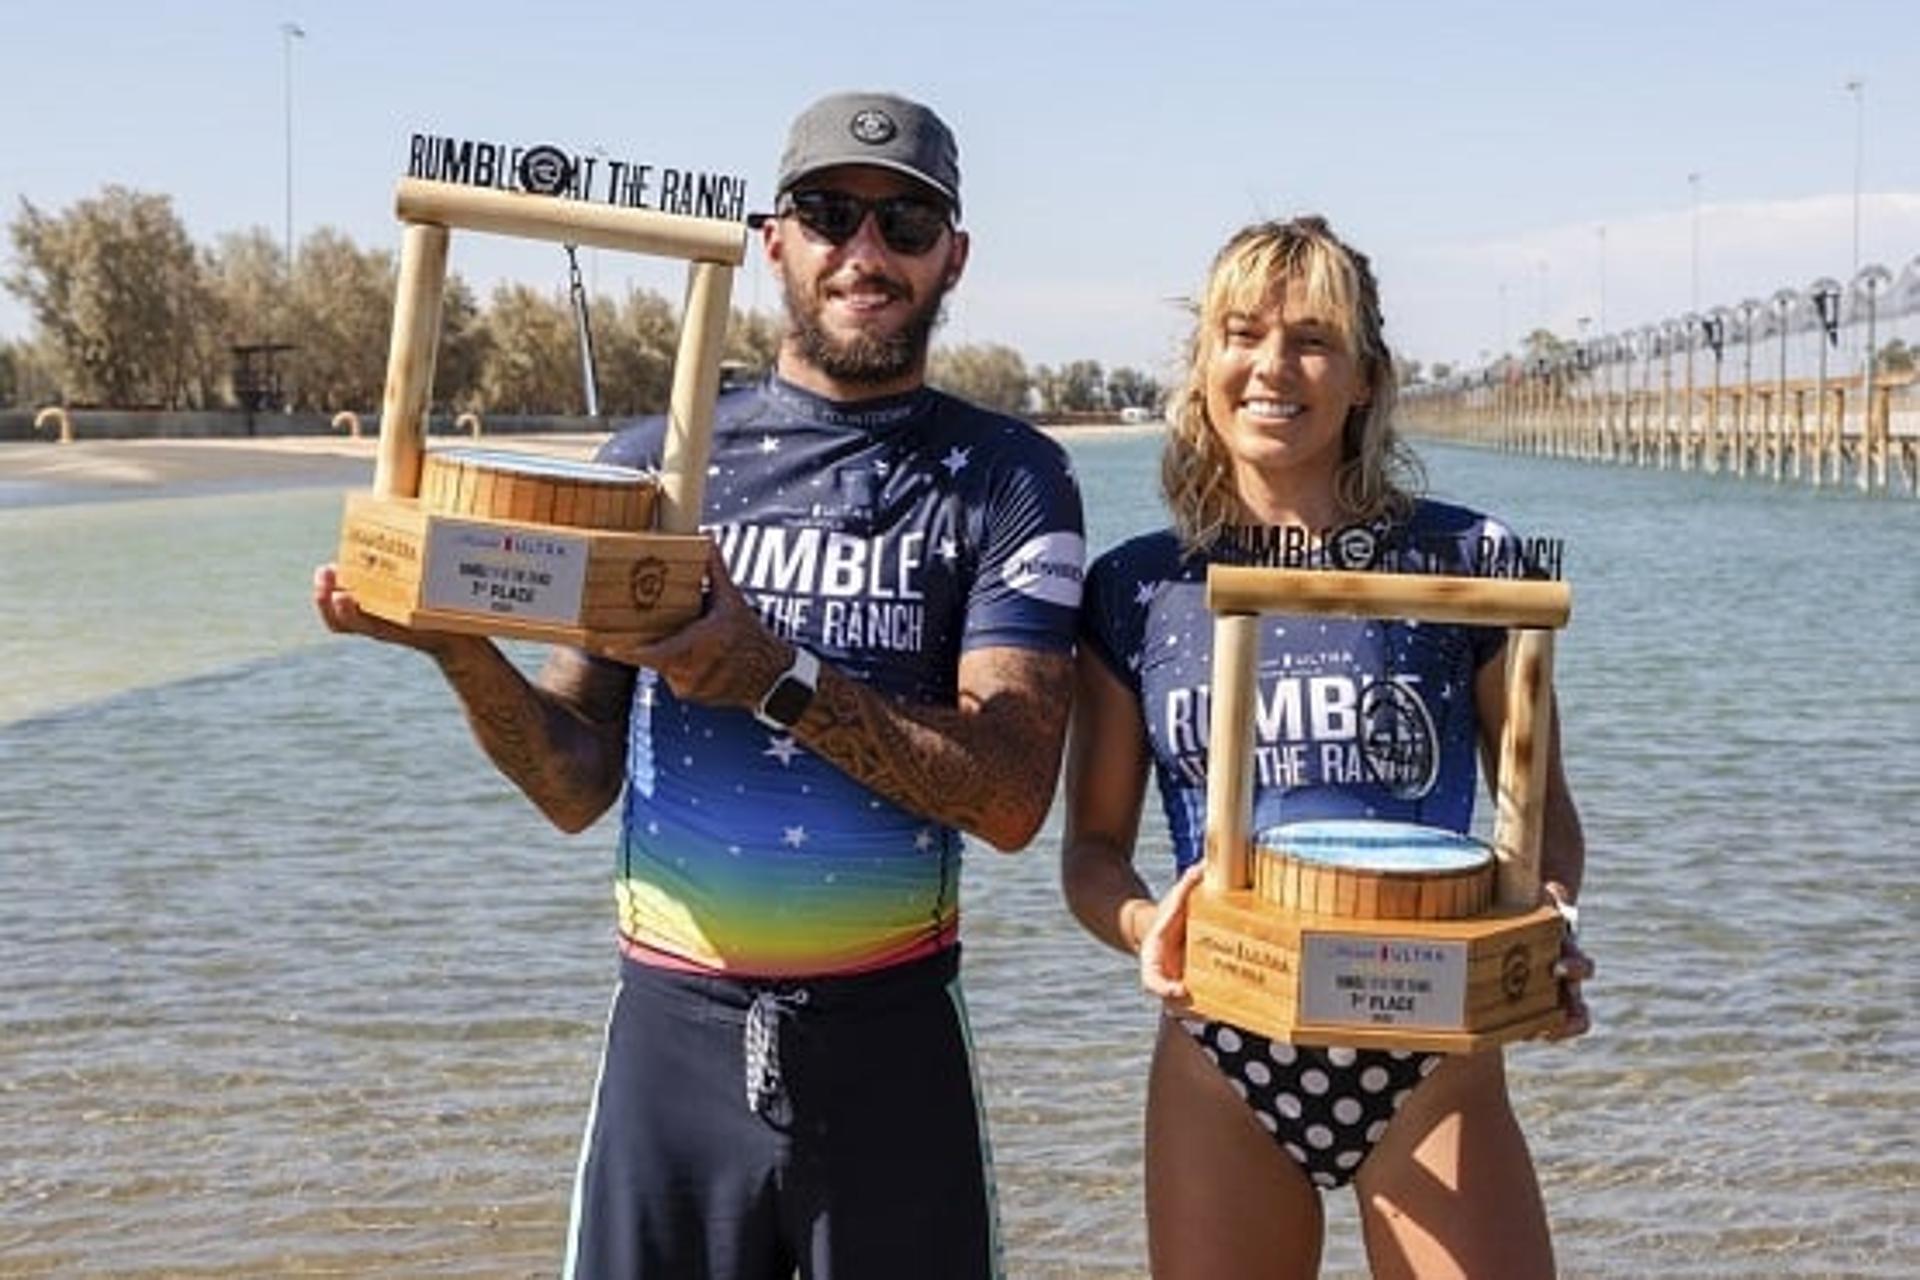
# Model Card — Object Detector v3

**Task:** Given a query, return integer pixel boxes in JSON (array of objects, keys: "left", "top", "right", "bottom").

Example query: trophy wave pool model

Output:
[
  {"left": 1183, "top": 565, "right": 1574, "bottom": 1054},
  {"left": 336, "top": 177, "right": 747, "bottom": 651}
]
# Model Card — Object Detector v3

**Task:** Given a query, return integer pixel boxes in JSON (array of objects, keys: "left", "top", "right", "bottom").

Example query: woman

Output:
[{"left": 1062, "top": 216, "right": 1590, "bottom": 1280}]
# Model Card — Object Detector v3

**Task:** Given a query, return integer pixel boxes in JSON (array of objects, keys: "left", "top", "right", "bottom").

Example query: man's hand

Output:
[
  {"left": 605, "top": 544, "right": 789, "bottom": 711},
  {"left": 312, "top": 564, "right": 467, "bottom": 658}
]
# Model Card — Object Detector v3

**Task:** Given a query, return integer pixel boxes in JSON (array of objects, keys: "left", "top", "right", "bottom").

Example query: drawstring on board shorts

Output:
[{"left": 743, "top": 987, "right": 811, "bottom": 1119}]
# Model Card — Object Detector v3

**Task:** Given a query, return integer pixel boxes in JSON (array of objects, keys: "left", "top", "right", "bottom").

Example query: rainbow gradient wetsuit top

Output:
[{"left": 595, "top": 375, "right": 1084, "bottom": 977}]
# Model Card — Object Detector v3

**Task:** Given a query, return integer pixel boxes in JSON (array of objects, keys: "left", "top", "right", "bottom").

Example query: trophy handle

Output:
[
  {"left": 369, "top": 178, "right": 749, "bottom": 521},
  {"left": 1198, "top": 567, "right": 1571, "bottom": 907}
]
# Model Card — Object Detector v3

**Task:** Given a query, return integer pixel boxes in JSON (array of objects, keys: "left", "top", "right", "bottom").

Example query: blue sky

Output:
[{"left": 4, "top": 0, "right": 1916, "bottom": 379}]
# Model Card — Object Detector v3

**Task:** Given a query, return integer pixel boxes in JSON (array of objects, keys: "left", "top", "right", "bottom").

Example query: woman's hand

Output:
[
  {"left": 1539, "top": 883, "right": 1593, "bottom": 1040},
  {"left": 1139, "top": 863, "right": 1207, "bottom": 1012}
]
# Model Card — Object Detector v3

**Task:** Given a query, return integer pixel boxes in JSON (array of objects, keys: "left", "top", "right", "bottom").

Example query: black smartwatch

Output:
[{"left": 754, "top": 646, "right": 820, "bottom": 730}]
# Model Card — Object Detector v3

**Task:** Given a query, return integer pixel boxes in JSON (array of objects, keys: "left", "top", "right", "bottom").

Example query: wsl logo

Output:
[
  {"left": 1327, "top": 522, "right": 1380, "bottom": 570},
  {"left": 516, "top": 145, "right": 576, "bottom": 196},
  {"left": 1358, "top": 677, "right": 1438, "bottom": 799},
  {"left": 849, "top": 108, "right": 898, "bottom": 145}
]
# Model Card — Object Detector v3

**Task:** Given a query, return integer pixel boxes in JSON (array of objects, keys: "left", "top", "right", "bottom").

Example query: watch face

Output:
[{"left": 761, "top": 675, "right": 814, "bottom": 727}]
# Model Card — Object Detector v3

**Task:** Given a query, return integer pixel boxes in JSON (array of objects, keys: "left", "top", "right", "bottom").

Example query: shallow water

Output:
[{"left": 3, "top": 434, "right": 1916, "bottom": 1277}]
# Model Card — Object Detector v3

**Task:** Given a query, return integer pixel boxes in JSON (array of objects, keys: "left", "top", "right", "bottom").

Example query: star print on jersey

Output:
[
  {"left": 1079, "top": 501, "right": 1512, "bottom": 873},
  {"left": 596, "top": 375, "right": 1085, "bottom": 976}
]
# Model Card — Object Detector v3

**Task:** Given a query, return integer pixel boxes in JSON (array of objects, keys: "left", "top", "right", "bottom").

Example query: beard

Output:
[{"left": 781, "top": 267, "right": 949, "bottom": 386}]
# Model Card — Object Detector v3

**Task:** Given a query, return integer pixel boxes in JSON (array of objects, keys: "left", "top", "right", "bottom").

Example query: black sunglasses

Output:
[{"left": 750, "top": 189, "right": 952, "bottom": 256}]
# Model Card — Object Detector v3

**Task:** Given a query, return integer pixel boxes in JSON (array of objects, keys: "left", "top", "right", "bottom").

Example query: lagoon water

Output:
[{"left": 3, "top": 431, "right": 1916, "bottom": 1278}]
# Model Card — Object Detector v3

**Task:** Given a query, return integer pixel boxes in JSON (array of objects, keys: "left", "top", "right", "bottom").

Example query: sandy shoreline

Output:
[
  {"left": 0, "top": 422, "right": 1160, "bottom": 505},
  {"left": 0, "top": 434, "right": 603, "bottom": 505}
]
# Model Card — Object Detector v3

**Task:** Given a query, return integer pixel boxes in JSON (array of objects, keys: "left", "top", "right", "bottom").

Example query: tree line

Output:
[{"left": 2, "top": 186, "right": 1169, "bottom": 419}]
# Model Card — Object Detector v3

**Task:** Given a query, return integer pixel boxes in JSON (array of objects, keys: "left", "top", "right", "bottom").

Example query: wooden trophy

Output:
[
  {"left": 336, "top": 178, "right": 748, "bottom": 651},
  {"left": 1182, "top": 566, "right": 1573, "bottom": 1053}
]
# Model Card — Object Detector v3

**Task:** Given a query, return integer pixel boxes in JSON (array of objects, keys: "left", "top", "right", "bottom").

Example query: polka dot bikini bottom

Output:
[{"left": 1179, "top": 1018, "right": 1442, "bottom": 1189}]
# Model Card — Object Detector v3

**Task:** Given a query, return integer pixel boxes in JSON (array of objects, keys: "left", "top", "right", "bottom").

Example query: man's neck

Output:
[{"left": 774, "top": 345, "right": 927, "bottom": 404}]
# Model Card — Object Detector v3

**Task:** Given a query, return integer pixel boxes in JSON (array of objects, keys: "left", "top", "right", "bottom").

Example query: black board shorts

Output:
[{"left": 563, "top": 945, "right": 1001, "bottom": 1279}]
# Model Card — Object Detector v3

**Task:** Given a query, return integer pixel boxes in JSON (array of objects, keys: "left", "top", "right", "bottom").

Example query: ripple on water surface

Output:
[{"left": 4, "top": 441, "right": 1918, "bottom": 1276}]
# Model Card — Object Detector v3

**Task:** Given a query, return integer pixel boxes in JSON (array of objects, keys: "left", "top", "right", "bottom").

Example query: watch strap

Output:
[{"left": 754, "top": 646, "right": 820, "bottom": 729}]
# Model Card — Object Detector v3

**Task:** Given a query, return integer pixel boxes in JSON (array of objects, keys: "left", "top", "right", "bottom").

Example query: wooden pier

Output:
[{"left": 1406, "top": 370, "right": 1918, "bottom": 495}]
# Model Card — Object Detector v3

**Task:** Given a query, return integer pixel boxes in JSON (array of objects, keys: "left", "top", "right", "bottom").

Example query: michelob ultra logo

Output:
[{"left": 1001, "top": 532, "right": 1086, "bottom": 608}]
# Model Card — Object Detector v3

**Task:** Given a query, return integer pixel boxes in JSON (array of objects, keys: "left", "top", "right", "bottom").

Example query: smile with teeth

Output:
[
  {"left": 1241, "top": 398, "right": 1306, "bottom": 419},
  {"left": 826, "top": 277, "right": 906, "bottom": 314}
]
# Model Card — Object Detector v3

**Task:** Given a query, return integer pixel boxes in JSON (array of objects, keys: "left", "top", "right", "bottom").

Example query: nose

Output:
[
  {"left": 1250, "top": 330, "right": 1292, "bottom": 379},
  {"left": 835, "top": 206, "right": 893, "bottom": 262}
]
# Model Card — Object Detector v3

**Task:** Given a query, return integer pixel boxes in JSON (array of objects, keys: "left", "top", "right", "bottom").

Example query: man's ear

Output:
[
  {"left": 943, "top": 230, "right": 971, "bottom": 290},
  {"left": 761, "top": 216, "right": 784, "bottom": 266}
]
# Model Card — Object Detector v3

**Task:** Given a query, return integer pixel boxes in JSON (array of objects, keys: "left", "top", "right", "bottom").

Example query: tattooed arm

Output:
[
  {"left": 618, "top": 545, "right": 1070, "bottom": 851},
  {"left": 432, "top": 642, "right": 634, "bottom": 833},
  {"left": 314, "top": 565, "right": 633, "bottom": 833},
  {"left": 798, "top": 645, "right": 1071, "bottom": 851}
]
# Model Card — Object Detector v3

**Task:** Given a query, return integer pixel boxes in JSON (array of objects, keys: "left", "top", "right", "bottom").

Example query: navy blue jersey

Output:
[
  {"left": 595, "top": 375, "right": 1084, "bottom": 975},
  {"left": 1080, "top": 502, "right": 1517, "bottom": 874}
]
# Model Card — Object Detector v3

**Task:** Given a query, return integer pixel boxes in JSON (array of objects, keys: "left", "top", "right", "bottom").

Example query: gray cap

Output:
[{"left": 776, "top": 91, "right": 961, "bottom": 218}]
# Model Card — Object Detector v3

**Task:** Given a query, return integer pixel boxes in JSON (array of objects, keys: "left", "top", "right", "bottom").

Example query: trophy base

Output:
[
  {"left": 1183, "top": 888, "right": 1566, "bottom": 1054},
  {"left": 336, "top": 490, "right": 709, "bottom": 651}
]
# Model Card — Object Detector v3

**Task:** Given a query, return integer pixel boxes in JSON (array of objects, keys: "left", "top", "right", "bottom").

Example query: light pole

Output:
[
  {"left": 1845, "top": 78, "right": 1865, "bottom": 282},
  {"left": 1704, "top": 308, "right": 1730, "bottom": 471},
  {"left": 1593, "top": 229, "right": 1607, "bottom": 457},
  {"left": 1737, "top": 298, "right": 1763, "bottom": 475},
  {"left": 282, "top": 21, "right": 305, "bottom": 279},
  {"left": 1575, "top": 317, "right": 1592, "bottom": 453},
  {"left": 1809, "top": 278, "right": 1843, "bottom": 487},
  {"left": 1638, "top": 324, "right": 1659, "bottom": 466},
  {"left": 1679, "top": 313, "right": 1702, "bottom": 470},
  {"left": 1660, "top": 318, "right": 1684, "bottom": 468},
  {"left": 1770, "top": 287, "right": 1800, "bottom": 480},
  {"left": 1853, "top": 263, "right": 1894, "bottom": 491}
]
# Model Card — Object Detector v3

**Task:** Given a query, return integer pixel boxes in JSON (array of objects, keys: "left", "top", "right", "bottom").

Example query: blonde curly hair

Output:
[{"left": 1162, "top": 216, "right": 1421, "bottom": 552}]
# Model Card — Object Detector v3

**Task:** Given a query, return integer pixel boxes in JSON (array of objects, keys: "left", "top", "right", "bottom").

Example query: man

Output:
[{"left": 314, "top": 90, "right": 1085, "bottom": 1279}]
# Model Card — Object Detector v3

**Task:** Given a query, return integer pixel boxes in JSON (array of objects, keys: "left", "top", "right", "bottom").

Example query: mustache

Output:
[{"left": 819, "top": 271, "right": 911, "bottom": 304}]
